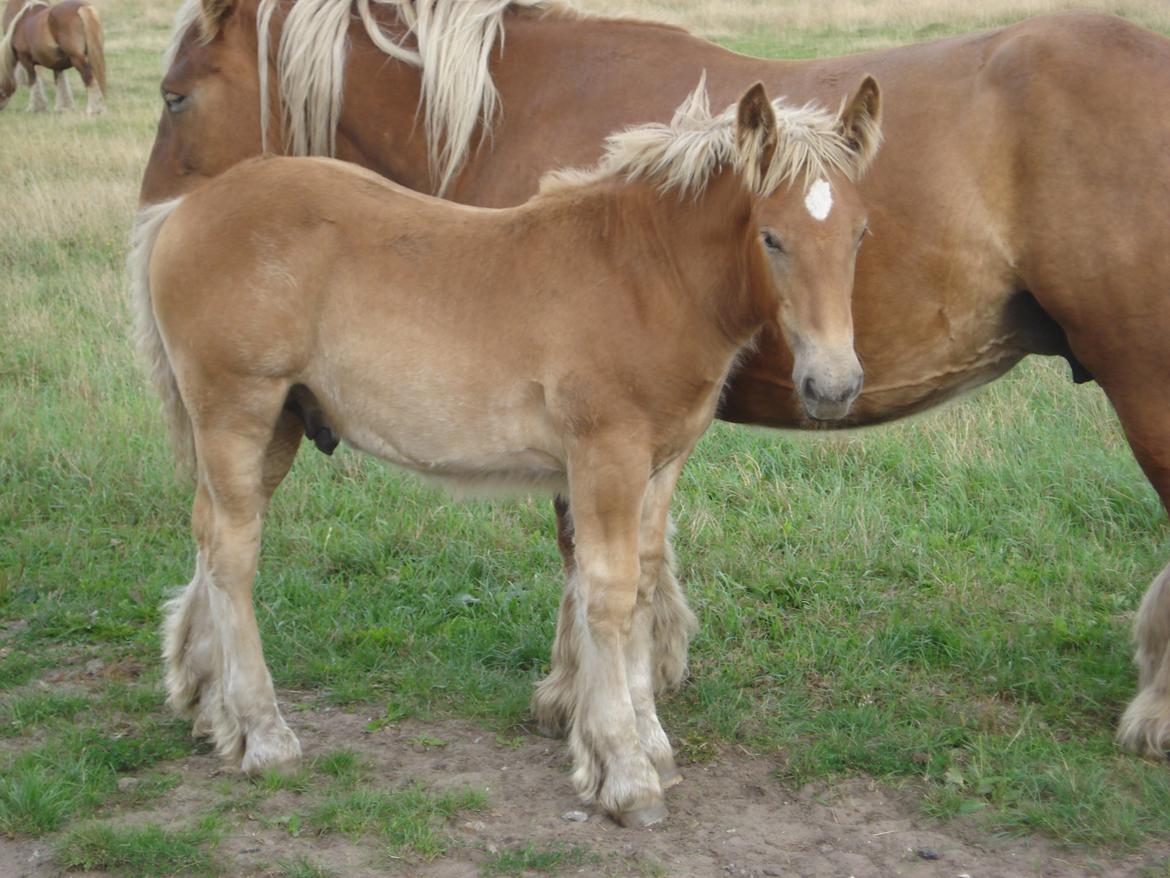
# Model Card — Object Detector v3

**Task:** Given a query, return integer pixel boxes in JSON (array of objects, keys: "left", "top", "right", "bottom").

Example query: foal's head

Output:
[
  {"left": 735, "top": 79, "right": 881, "bottom": 420},
  {"left": 549, "top": 78, "right": 882, "bottom": 421}
]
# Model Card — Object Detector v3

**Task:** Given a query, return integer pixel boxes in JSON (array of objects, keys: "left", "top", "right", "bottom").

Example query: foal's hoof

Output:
[
  {"left": 240, "top": 723, "right": 302, "bottom": 775},
  {"left": 657, "top": 763, "right": 683, "bottom": 790},
  {"left": 615, "top": 799, "right": 667, "bottom": 828}
]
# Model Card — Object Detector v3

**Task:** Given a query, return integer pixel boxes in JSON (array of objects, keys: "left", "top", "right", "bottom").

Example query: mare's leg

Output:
[
  {"left": 534, "top": 497, "right": 696, "bottom": 738},
  {"left": 1105, "top": 396, "right": 1170, "bottom": 756},
  {"left": 175, "top": 401, "right": 303, "bottom": 772},
  {"left": 565, "top": 437, "right": 664, "bottom": 826},
  {"left": 24, "top": 64, "right": 47, "bottom": 112},
  {"left": 628, "top": 456, "right": 689, "bottom": 790},
  {"left": 54, "top": 70, "right": 74, "bottom": 111},
  {"left": 67, "top": 53, "right": 103, "bottom": 115}
]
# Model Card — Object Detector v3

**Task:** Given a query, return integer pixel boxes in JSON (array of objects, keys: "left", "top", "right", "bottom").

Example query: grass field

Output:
[{"left": 3, "top": 0, "right": 1170, "bottom": 874}]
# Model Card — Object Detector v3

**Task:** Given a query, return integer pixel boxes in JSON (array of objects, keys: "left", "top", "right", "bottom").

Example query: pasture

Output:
[{"left": 2, "top": 0, "right": 1170, "bottom": 874}]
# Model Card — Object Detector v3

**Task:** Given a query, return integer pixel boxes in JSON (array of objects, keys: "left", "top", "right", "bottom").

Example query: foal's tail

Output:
[
  {"left": 77, "top": 3, "right": 105, "bottom": 96},
  {"left": 129, "top": 199, "right": 195, "bottom": 475}
]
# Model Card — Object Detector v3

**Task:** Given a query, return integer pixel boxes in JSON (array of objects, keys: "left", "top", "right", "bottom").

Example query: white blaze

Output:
[{"left": 805, "top": 178, "right": 833, "bottom": 221}]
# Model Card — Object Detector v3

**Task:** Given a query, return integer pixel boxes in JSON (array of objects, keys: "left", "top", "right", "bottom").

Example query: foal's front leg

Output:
[
  {"left": 628, "top": 456, "right": 690, "bottom": 790},
  {"left": 566, "top": 440, "right": 664, "bottom": 826}
]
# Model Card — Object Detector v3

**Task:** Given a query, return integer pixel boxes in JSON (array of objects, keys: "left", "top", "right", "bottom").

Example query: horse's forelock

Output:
[{"left": 541, "top": 81, "right": 865, "bottom": 201}]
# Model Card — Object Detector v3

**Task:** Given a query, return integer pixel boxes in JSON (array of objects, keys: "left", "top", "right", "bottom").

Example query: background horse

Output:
[
  {"left": 130, "top": 80, "right": 881, "bottom": 825},
  {"left": 0, "top": 0, "right": 105, "bottom": 113},
  {"left": 139, "top": 0, "right": 1170, "bottom": 759}
]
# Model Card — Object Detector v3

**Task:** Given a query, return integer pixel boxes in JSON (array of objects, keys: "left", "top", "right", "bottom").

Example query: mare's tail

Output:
[
  {"left": 77, "top": 3, "right": 105, "bottom": 95},
  {"left": 128, "top": 199, "right": 195, "bottom": 474}
]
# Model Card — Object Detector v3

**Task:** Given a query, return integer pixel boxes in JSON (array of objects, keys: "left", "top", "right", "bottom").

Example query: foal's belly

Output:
[{"left": 314, "top": 371, "right": 569, "bottom": 496}]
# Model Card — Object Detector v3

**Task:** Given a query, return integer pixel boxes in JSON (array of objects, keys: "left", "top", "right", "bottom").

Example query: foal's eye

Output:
[
  {"left": 761, "top": 231, "right": 784, "bottom": 253},
  {"left": 162, "top": 90, "right": 191, "bottom": 113}
]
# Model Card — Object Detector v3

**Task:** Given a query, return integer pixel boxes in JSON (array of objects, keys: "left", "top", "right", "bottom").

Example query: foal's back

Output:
[{"left": 151, "top": 156, "right": 720, "bottom": 487}]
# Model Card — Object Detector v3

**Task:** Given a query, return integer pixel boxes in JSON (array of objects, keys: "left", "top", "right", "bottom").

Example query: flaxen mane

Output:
[
  {"left": 540, "top": 77, "right": 879, "bottom": 199},
  {"left": 166, "top": 0, "right": 573, "bottom": 195}
]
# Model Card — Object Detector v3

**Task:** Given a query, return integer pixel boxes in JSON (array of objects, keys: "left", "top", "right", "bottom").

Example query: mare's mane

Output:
[
  {"left": 539, "top": 78, "right": 867, "bottom": 201},
  {"left": 165, "top": 0, "right": 580, "bottom": 195}
]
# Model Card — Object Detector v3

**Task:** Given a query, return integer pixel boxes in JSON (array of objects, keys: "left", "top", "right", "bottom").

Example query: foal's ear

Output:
[
  {"left": 837, "top": 75, "right": 883, "bottom": 174},
  {"left": 199, "top": 0, "right": 235, "bottom": 40},
  {"left": 736, "top": 82, "right": 779, "bottom": 187}
]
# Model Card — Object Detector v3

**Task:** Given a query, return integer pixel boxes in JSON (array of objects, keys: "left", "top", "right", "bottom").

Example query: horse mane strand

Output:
[{"left": 540, "top": 76, "right": 865, "bottom": 200}]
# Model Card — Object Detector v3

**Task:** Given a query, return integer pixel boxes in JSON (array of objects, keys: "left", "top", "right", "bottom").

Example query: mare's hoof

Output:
[{"left": 616, "top": 799, "right": 667, "bottom": 828}]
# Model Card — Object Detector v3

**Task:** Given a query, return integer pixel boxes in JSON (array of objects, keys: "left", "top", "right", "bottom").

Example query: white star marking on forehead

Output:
[{"left": 805, "top": 178, "right": 833, "bottom": 221}]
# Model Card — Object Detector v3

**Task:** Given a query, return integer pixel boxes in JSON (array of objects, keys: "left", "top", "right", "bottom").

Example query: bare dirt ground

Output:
[{"left": 2, "top": 700, "right": 1163, "bottom": 878}]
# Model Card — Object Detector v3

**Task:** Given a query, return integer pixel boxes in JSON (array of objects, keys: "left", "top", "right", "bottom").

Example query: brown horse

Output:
[
  {"left": 130, "top": 81, "right": 882, "bottom": 824},
  {"left": 139, "top": 0, "right": 1170, "bottom": 759},
  {"left": 0, "top": 0, "right": 105, "bottom": 114}
]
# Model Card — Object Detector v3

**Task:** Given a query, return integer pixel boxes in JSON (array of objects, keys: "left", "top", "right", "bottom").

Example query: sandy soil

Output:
[{"left": 1, "top": 702, "right": 1163, "bottom": 878}]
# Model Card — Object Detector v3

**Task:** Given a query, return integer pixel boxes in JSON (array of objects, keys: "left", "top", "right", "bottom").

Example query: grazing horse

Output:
[
  {"left": 130, "top": 80, "right": 882, "bottom": 825},
  {"left": 139, "top": 0, "right": 1170, "bottom": 758},
  {"left": 0, "top": 0, "right": 105, "bottom": 114}
]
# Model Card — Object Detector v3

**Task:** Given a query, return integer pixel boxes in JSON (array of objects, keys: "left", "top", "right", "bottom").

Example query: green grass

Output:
[
  {"left": 2, "top": 0, "right": 1170, "bottom": 866},
  {"left": 56, "top": 820, "right": 220, "bottom": 877},
  {"left": 306, "top": 782, "right": 488, "bottom": 859},
  {"left": 481, "top": 843, "right": 594, "bottom": 876}
]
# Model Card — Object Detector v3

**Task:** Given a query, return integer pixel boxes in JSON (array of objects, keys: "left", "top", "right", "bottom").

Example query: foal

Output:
[
  {"left": 131, "top": 80, "right": 881, "bottom": 826},
  {"left": 0, "top": 0, "right": 105, "bottom": 113}
]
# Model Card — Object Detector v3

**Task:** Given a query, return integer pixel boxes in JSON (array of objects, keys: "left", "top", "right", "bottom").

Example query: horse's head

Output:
[
  {"left": 736, "top": 79, "right": 881, "bottom": 421},
  {"left": 139, "top": 0, "right": 265, "bottom": 203}
]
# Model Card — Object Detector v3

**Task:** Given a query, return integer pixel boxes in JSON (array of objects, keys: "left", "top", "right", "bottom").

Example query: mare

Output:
[
  {"left": 139, "top": 0, "right": 1170, "bottom": 758},
  {"left": 0, "top": 0, "right": 105, "bottom": 113},
  {"left": 130, "top": 81, "right": 882, "bottom": 824}
]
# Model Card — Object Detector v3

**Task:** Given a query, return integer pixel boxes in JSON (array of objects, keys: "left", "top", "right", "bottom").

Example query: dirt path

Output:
[{"left": 2, "top": 703, "right": 1161, "bottom": 877}]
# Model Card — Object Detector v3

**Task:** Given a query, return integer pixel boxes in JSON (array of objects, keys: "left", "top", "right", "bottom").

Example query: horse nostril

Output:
[{"left": 801, "top": 376, "right": 817, "bottom": 399}]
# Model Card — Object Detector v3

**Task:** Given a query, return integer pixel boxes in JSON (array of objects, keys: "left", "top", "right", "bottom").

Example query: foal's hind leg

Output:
[
  {"left": 531, "top": 497, "right": 582, "bottom": 738},
  {"left": 178, "top": 403, "right": 303, "bottom": 772},
  {"left": 53, "top": 71, "right": 74, "bottom": 111},
  {"left": 650, "top": 518, "right": 697, "bottom": 694}
]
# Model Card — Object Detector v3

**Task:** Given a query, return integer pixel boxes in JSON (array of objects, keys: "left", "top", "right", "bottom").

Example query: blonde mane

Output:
[
  {"left": 165, "top": 0, "right": 571, "bottom": 195},
  {"left": 540, "top": 78, "right": 871, "bottom": 200},
  {"left": 0, "top": 0, "right": 46, "bottom": 88}
]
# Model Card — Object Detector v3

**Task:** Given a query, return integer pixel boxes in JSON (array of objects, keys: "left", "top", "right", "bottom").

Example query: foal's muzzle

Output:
[
  {"left": 794, "top": 345, "right": 864, "bottom": 422},
  {"left": 800, "top": 372, "right": 863, "bottom": 421}
]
